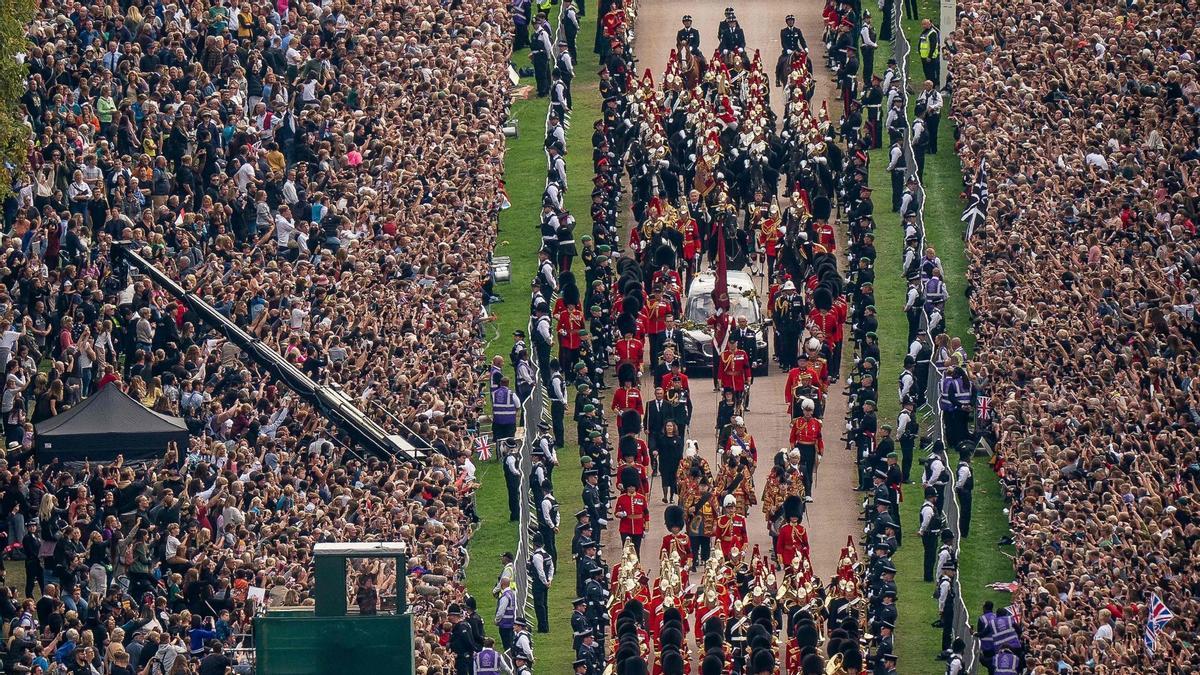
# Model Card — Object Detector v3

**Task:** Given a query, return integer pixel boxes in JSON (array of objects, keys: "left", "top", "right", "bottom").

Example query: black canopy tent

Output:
[{"left": 35, "top": 385, "right": 189, "bottom": 463}]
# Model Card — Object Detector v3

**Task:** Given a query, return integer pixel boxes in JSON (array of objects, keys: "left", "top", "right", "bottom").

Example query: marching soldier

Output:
[
  {"left": 788, "top": 399, "right": 822, "bottom": 496},
  {"left": 717, "top": 342, "right": 753, "bottom": 408}
]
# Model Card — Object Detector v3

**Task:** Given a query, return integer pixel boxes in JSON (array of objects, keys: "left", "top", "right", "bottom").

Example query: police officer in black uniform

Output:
[
  {"left": 777, "top": 15, "right": 807, "bottom": 86},
  {"left": 955, "top": 451, "right": 974, "bottom": 537},
  {"left": 677, "top": 15, "right": 700, "bottom": 51},
  {"left": 918, "top": 487, "right": 942, "bottom": 581}
]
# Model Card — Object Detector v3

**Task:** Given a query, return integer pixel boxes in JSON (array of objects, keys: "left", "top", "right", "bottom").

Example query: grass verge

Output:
[
  {"left": 866, "top": 1, "right": 1012, "bottom": 670},
  {"left": 464, "top": 9, "right": 602, "bottom": 674}
]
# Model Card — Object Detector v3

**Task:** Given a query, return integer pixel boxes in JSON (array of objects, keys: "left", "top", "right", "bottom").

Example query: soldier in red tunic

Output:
[
  {"left": 660, "top": 504, "right": 692, "bottom": 569},
  {"left": 717, "top": 344, "right": 752, "bottom": 407},
  {"left": 775, "top": 495, "right": 809, "bottom": 566},
  {"left": 612, "top": 364, "right": 644, "bottom": 415},
  {"left": 713, "top": 494, "right": 748, "bottom": 557},
  {"left": 789, "top": 399, "right": 823, "bottom": 496},
  {"left": 616, "top": 466, "right": 650, "bottom": 555}
]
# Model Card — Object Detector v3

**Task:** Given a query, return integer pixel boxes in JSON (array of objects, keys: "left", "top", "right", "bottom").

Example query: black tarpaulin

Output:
[{"left": 35, "top": 385, "right": 189, "bottom": 463}]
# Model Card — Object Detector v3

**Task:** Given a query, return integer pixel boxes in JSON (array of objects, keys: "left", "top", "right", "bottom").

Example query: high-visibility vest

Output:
[
  {"left": 918, "top": 29, "right": 940, "bottom": 59},
  {"left": 475, "top": 648, "right": 503, "bottom": 675}
]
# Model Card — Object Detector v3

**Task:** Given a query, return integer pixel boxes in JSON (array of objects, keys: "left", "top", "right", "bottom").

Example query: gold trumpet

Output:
[{"left": 825, "top": 651, "right": 845, "bottom": 675}]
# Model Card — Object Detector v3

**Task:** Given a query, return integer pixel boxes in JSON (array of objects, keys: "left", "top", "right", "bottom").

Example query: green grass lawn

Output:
[
  {"left": 866, "top": 2, "right": 1013, "bottom": 670},
  {"left": 463, "top": 9, "right": 602, "bottom": 674}
]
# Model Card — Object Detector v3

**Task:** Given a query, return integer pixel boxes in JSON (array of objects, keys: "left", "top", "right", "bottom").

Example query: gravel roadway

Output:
[{"left": 602, "top": 1, "right": 860, "bottom": 586}]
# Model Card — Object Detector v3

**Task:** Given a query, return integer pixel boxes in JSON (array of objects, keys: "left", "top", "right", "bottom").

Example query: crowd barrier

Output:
[{"left": 885, "top": 1, "right": 975, "bottom": 669}]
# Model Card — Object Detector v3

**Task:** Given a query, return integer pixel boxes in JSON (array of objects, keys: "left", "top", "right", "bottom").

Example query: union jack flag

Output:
[
  {"left": 474, "top": 435, "right": 492, "bottom": 461},
  {"left": 1144, "top": 593, "right": 1174, "bottom": 654},
  {"left": 962, "top": 158, "right": 989, "bottom": 239},
  {"left": 976, "top": 396, "right": 992, "bottom": 424}
]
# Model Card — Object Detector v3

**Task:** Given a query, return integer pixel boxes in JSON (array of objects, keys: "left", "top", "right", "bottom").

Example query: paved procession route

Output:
[{"left": 603, "top": 1, "right": 861, "bottom": 584}]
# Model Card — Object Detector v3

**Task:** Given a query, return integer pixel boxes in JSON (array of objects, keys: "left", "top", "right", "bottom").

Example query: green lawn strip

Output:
[
  {"left": 860, "top": 5, "right": 1011, "bottom": 670},
  {"left": 464, "top": 10, "right": 602, "bottom": 673}
]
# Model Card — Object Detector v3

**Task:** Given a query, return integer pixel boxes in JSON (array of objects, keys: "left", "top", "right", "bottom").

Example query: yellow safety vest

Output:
[{"left": 918, "top": 29, "right": 940, "bottom": 60}]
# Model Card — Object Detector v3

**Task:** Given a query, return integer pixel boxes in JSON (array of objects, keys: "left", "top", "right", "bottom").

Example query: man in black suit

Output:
[
  {"left": 661, "top": 316, "right": 684, "bottom": 359},
  {"left": 645, "top": 386, "right": 668, "bottom": 475}
]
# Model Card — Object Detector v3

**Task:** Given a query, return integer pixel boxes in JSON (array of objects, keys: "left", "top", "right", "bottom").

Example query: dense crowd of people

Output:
[
  {"left": 0, "top": 0, "right": 519, "bottom": 671},
  {"left": 952, "top": 0, "right": 1200, "bottom": 669}
]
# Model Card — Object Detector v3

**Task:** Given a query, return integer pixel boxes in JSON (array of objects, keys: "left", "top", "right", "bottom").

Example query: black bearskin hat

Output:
[
  {"left": 561, "top": 279, "right": 580, "bottom": 306},
  {"left": 812, "top": 195, "right": 832, "bottom": 221},
  {"left": 620, "top": 466, "right": 642, "bottom": 491},
  {"left": 664, "top": 504, "right": 685, "bottom": 531},
  {"left": 619, "top": 435, "right": 639, "bottom": 459},
  {"left": 662, "top": 606, "right": 684, "bottom": 626},
  {"left": 751, "top": 650, "right": 775, "bottom": 674},
  {"left": 620, "top": 409, "right": 642, "bottom": 434},
  {"left": 618, "top": 362, "right": 638, "bottom": 386},
  {"left": 703, "top": 632, "right": 724, "bottom": 651},
  {"left": 661, "top": 650, "right": 684, "bottom": 675},
  {"left": 813, "top": 286, "right": 833, "bottom": 311},
  {"left": 660, "top": 626, "right": 684, "bottom": 649},
  {"left": 701, "top": 656, "right": 724, "bottom": 675},
  {"left": 801, "top": 654, "right": 824, "bottom": 675},
  {"left": 783, "top": 495, "right": 804, "bottom": 521}
]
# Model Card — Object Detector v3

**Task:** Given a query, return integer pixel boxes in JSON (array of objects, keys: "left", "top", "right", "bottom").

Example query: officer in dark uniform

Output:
[
  {"left": 955, "top": 452, "right": 974, "bottom": 537},
  {"left": 538, "top": 482, "right": 560, "bottom": 563},
  {"left": 677, "top": 15, "right": 700, "bottom": 51},
  {"left": 575, "top": 538, "right": 599, "bottom": 596},
  {"left": 530, "top": 13, "right": 553, "bottom": 96},
  {"left": 583, "top": 565, "right": 609, "bottom": 643},
  {"left": 572, "top": 511, "right": 594, "bottom": 558},
  {"left": 861, "top": 74, "right": 884, "bottom": 148},
  {"left": 575, "top": 629, "right": 602, "bottom": 675},
  {"left": 918, "top": 487, "right": 942, "bottom": 581},
  {"left": 448, "top": 604, "right": 478, "bottom": 674},
  {"left": 503, "top": 444, "right": 522, "bottom": 521},
  {"left": 582, "top": 468, "right": 605, "bottom": 536},
  {"left": 529, "top": 536, "right": 554, "bottom": 633},
  {"left": 877, "top": 652, "right": 898, "bottom": 675},
  {"left": 719, "top": 14, "right": 746, "bottom": 53},
  {"left": 777, "top": 15, "right": 807, "bottom": 86},
  {"left": 934, "top": 564, "right": 958, "bottom": 657},
  {"left": 571, "top": 597, "right": 590, "bottom": 652}
]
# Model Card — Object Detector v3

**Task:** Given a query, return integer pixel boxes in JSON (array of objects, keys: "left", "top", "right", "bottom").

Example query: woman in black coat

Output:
[{"left": 657, "top": 421, "right": 685, "bottom": 504}]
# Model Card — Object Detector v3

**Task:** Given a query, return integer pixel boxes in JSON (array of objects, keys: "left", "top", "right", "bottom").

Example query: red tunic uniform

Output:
[
  {"left": 717, "top": 348, "right": 752, "bottom": 393},
  {"left": 682, "top": 219, "right": 700, "bottom": 261},
  {"left": 807, "top": 307, "right": 842, "bottom": 348},
  {"left": 758, "top": 218, "right": 781, "bottom": 258},
  {"left": 776, "top": 522, "right": 810, "bottom": 566},
  {"left": 816, "top": 220, "right": 836, "bottom": 252},
  {"left": 612, "top": 385, "right": 644, "bottom": 415},
  {"left": 616, "top": 491, "right": 649, "bottom": 538},
  {"left": 660, "top": 371, "right": 690, "bottom": 393},
  {"left": 615, "top": 336, "right": 645, "bottom": 369},
  {"left": 660, "top": 531, "right": 692, "bottom": 568},
  {"left": 789, "top": 416, "right": 824, "bottom": 454},
  {"left": 555, "top": 305, "right": 584, "bottom": 349},
  {"left": 640, "top": 300, "right": 669, "bottom": 336},
  {"left": 714, "top": 513, "right": 748, "bottom": 557}
]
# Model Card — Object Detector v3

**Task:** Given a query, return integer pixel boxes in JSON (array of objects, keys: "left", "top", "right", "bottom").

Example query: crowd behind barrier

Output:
[
  {"left": 0, "top": 0, "right": 523, "bottom": 672},
  {"left": 951, "top": 0, "right": 1200, "bottom": 669}
]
